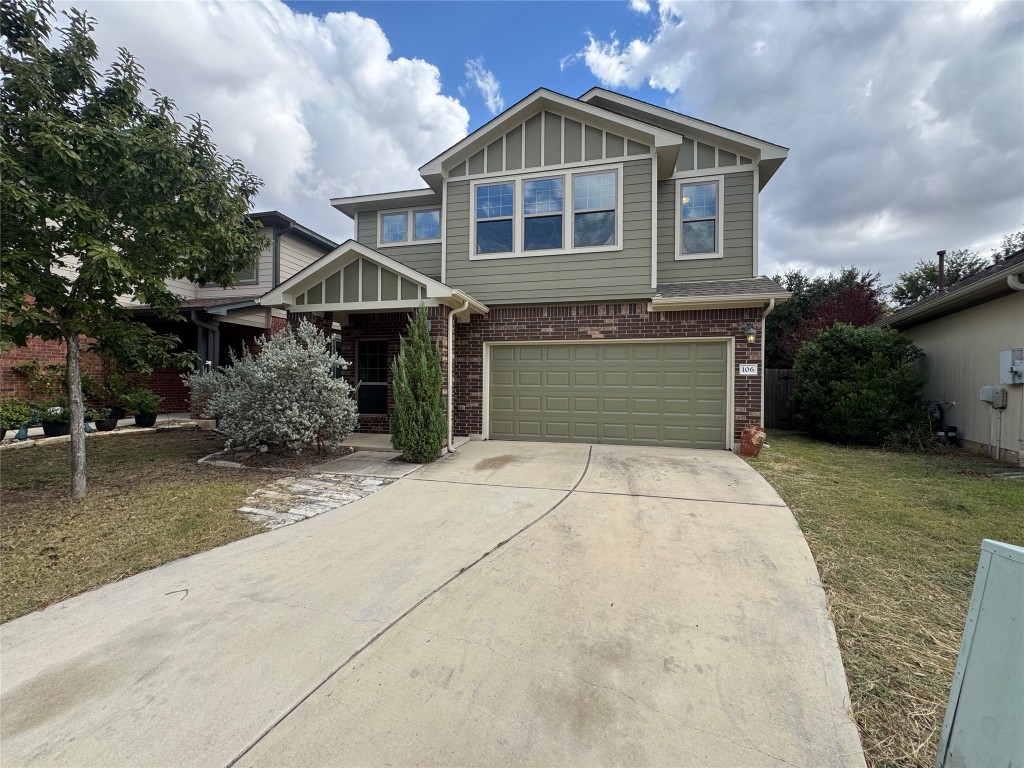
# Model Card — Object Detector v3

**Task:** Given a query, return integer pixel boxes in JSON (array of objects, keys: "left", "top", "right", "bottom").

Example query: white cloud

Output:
[
  {"left": 629, "top": 0, "right": 651, "bottom": 14},
  {"left": 464, "top": 57, "right": 504, "bottom": 115},
  {"left": 575, "top": 1, "right": 1024, "bottom": 281},
  {"left": 64, "top": 1, "right": 469, "bottom": 241}
]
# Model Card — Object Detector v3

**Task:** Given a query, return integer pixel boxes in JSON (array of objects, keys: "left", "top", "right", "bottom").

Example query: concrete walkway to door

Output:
[{"left": 1, "top": 441, "right": 865, "bottom": 768}]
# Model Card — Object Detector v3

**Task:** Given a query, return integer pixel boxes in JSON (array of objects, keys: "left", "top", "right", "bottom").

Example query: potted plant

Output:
[
  {"left": 40, "top": 402, "right": 71, "bottom": 437},
  {"left": 123, "top": 387, "right": 163, "bottom": 427},
  {"left": 0, "top": 398, "right": 33, "bottom": 440},
  {"left": 89, "top": 406, "right": 118, "bottom": 432},
  {"left": 100, "top": 368, "right": 129, "bottom": 420}
]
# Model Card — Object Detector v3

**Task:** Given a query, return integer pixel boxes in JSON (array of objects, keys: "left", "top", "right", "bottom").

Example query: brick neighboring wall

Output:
[
  {"left": 452, "top": 303, "right": 764, "bottom": 441},
  {"left": 1, "top": 335, "right": 105, "bottom": 399},
  {"left": 331, "top": 307, "right": 448, "bottom": 434}
]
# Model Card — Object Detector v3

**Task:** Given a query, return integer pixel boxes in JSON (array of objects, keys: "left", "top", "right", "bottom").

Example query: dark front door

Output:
[{"left": 356, "top": 339, "right": 389, "bottom": 415}]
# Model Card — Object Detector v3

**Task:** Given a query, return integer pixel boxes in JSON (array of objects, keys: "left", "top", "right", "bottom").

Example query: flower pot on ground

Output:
[
  {"left": 40, "top": 404, "right": 70, "bottom": 437},
  {"left": 106, "top": 405, "right": 126, "bottom": 420},
  {"left": 94, "top": 418, "right": 119, "bottom": 431},
  {"left": 123, "top": 388, "right": 163, "bottom": 428},
  {"left": 87, "top": 408, "right": 116, "bottom": 432},
  {"left": 41, "top": 420, "right": 71, "bottom": 437}
]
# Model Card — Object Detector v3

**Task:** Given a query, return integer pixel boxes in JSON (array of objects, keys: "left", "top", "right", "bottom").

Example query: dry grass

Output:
[
  {"left": 747, "top": 433, "right": 1024, "bottom": 768},
  {"left": 0, "top": 429, "right": 308, "bottom": 623}
]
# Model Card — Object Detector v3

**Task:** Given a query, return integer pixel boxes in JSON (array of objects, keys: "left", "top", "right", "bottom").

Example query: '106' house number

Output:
[{"left": 739, "top": 364, "right": 758, "bottom": 376}]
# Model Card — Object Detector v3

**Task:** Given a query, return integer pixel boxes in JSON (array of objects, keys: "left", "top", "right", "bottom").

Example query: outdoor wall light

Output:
[{"left": 742, "top": 324, "right": 757, "bottom": 343}]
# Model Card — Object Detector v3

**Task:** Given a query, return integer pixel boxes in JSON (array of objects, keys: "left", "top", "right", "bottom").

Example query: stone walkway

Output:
[{"left": 238, "top": 472, "right": 397, "bottom": 529}]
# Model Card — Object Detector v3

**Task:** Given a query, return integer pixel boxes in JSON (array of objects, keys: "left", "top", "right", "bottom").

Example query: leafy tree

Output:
[
  {"left": 791, "top": 324, "right": 927, "bottom": 446},
  {"left": 993, "top": 229, "right": 1024, "bottom": 261},
  {"left": 766, "top": 267, "right": 888, "bottom": 368},
  {"left": 890, "top": 248, "right": 989, "bottom": 308},
  {"left": 390, "top": 306, "right": 445, "bottom": 463},
  {"left": 1, "top": 1, "right": 265, "bottom": 499}
]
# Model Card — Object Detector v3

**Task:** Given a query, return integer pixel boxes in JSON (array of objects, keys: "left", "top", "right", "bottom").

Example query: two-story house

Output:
[
  {"left": 127, "top": 211, "right": 337, "bottom": 411},
  {"left": 260, "top": 88, "right": 790, "bottom": 449}
]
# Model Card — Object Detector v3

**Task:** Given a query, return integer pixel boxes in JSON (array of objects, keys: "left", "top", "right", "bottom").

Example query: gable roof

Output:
[
  {"left": 875, "top": 248, "right": 1024, "bottom": 330},
  {"left": 653, "top": 277, "right": 790, "bottom": 310},
  {"left": 249, "top": 211, "right": 338, "bottom": 251},
  {"left": 417, "top": 87, "right": 683, "bottom": 187},
  {"left": 579, "top": 89, "right": 789, "bottom": 188}
]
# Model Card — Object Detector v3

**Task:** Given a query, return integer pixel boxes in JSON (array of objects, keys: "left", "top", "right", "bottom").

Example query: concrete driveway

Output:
[{"left": 1, "top": 442, "right": 864, "bottom": 768}]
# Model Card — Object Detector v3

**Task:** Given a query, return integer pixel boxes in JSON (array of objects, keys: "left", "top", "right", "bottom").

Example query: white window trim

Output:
[
  {"left": 522, "top": 174, "right": 566, "bottom": 253},
  {"left": 470, "top": 164, "right": 623, "bottom": 261},
  {"left": 675, "top": 174, "right": 724, "bottom": 261},
  {"left": 376, "top": 205, "right": 442, "bottom": 249}
]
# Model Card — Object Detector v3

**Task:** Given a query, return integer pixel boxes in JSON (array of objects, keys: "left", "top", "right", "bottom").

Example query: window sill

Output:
[
  {"left": 376, "top": 239, "right": 441, "bottom": 249},
  {"left": 674, "top": 252, "right": 723, "bottom": 261},
  {"left": 469, "top": 244, "right": 623, "bottom": 261}
]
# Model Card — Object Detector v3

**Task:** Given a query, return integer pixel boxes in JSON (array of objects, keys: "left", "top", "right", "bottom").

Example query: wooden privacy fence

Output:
[{"left": 764, "top": 368, "right": 797, "bottom": 429}]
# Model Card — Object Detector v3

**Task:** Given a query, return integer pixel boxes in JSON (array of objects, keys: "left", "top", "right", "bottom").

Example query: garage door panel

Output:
[{"left": 490, "top": 342, "right": 728, "bottom": 448}]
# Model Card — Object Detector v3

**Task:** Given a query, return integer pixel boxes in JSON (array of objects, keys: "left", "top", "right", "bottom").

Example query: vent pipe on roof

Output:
[{"left": 937, "top": 250, "right": 947, "bottom": 291}]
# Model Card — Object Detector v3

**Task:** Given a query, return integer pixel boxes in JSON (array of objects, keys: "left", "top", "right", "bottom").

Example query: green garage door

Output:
[{"left": 489, "top": 342, "right": 729, "bottom": 448}]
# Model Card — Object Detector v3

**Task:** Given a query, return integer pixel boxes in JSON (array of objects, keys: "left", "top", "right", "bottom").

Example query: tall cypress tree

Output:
[{"left": 390, "top": 306, "right": 445, "bottom": 463}]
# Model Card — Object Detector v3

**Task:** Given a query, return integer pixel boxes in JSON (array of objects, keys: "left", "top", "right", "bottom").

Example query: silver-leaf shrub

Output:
[{"left": 183, "top": 320, "right": 357, "bottom": 452}]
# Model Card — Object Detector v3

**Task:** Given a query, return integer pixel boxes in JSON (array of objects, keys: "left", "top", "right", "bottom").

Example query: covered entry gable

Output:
[{"left": 258, "top": 239, "right": 487, "bottom": 316}]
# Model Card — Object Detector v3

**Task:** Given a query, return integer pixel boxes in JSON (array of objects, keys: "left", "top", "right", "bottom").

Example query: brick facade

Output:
[
  {"left": 333, "top": 308, "right": 449, "bottom": 434},
  {"left": 1, "top": 335, "right": 106, "bottom": 400},
  {"left": 450, "top": 303, "right": 764, "bottom": 442}
]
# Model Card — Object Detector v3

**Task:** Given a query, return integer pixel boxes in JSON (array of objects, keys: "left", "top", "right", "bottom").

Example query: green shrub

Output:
[
  {"left": 791, "top": 323, "right": 928, "bottom": 446},
  {"left": 123, "top": 387, "right": 163, "bottom": 416},
  {"left": 390, "top": 306, "right": 445, "bottom": 463},
  {"left": 0, "top": 398, "right": 33, "bottom": 430}
]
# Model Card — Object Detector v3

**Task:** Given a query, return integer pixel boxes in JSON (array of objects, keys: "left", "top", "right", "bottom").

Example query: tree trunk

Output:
[{"left": 65, "top": 333, "right": 87, "bottom": 501}]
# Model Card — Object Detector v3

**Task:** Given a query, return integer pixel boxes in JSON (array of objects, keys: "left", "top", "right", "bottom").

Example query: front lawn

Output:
[
  {"left": 1, "top": 430, "right": 280, "bottom": 623},
  {"left": 747, "top": 432, "right": 1024, "bottom": 768}
]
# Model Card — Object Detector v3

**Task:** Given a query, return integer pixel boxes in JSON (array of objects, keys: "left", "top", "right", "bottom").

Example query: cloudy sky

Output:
[{"left": 66, "top": 0, "right": 1023, "bottom": 282}]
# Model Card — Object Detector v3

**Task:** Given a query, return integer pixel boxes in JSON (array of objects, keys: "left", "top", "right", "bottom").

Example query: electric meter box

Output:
[{"left": 999, "top": 349, "right": 1023, "bottom": 385}]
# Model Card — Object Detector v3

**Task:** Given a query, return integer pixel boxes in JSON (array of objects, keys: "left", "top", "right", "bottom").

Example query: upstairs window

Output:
[
  {"left": 678, "top": 178, "right": 721, "bottom": 258},
  {"left": 413, "top": 209, "right": 440, "bottom": 240},
  {"left": 380, "top": 212, "right": 408, "bottom": 244},
  {"left": 234, "top": 264, "right": 258, "bottom": 285},
  {"left": 378, "top": 208, "right": 440, "bottom": 247},
  {"left": 523, "top": 177, "right": 563, "bottom": 251},
  {"left": 475, "top": 182, "right": 514, "bottom": 254},
  {"left": 573, "top": 171, "right": 617, "bottom": 248}
]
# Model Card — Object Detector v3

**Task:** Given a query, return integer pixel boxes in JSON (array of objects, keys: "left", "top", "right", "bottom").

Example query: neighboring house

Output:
[
  {"left": 875, "top": 248, "right": 1024, "bottom": 466},
  {"left": 127, "top": 211, "right": 338, "bottom": 411},
  {"left": 0, "top": 211, "right": 336, "bottom": 412},
  {"left": 260, "top": 88, "right": 791, "bottom": 448}
]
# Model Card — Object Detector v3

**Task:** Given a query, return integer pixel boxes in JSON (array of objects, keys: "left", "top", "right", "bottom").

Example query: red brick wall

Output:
[
  {"left": 331, "top": 308, "right": 449, "bottom": 434},
  {"left": 1, "top": 336, "right": 106, "bottom": 400},
  {"left": 451, "top": 303, "right": 764, "bottom": 442}
]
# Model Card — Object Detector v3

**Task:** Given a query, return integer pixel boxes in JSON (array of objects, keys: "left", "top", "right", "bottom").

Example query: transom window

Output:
[
  {"left": 472, "top": 167, "right": 620, "bottom": 258},
  {"left": 677, "top": 177, "right": 722, "bottom": 259},
  {"left": 378, "top": 208, "right": 441, "bottom": 246}
]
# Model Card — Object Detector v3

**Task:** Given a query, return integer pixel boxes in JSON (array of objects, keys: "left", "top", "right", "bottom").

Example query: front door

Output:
[{"left": 356, "top": 339, "right": 389, "bottom": 416}]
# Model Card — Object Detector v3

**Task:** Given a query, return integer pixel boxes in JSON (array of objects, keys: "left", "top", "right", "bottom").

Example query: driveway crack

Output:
[{"left": 224, "top": 445, "right": 594, "bottom": 768}]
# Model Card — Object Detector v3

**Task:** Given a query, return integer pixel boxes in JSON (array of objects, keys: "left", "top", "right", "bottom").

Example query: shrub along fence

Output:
[{"left": 764, "top": 368, "right": 797, "bottom": 429}]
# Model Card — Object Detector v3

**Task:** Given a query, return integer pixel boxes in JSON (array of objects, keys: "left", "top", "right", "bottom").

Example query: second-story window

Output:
[
  {"left": 573, "top": 171, "right": 617, "bottom": 248},
  {"left": 413, "top": 210, "right": 440, "bottom": 240},
  {"left": 381, "top": 212, "right": 408, "bottom": 243},
  {"left": 476, "top": 181, "right": 514, "bottom": 254},
  {"left": 679, "top": 178, "right": 721, "bottom": 257},
  {"left": 523, "top": 177, "right": 563, "bottom": 251}
]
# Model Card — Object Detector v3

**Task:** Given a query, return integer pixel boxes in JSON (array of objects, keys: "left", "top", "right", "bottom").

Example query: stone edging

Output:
[{"left": 0, "top": 422, "right": 196, "bottom": 452}]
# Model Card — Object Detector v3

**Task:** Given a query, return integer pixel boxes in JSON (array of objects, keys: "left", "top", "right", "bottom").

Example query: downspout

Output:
[
  {"left": 190, "top": 311, "right": 220, "bottom": 370},
  {"left": 760, "top": 298, "right": 776, "bottom": 428},
  {"left": 447, "top": 299, "right": 471, "bottom": 452}
]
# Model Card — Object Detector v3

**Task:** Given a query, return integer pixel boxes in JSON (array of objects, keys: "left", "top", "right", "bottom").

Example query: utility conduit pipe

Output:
[{"left": 447, "top": 299, "right": 471, "bottom": 452}]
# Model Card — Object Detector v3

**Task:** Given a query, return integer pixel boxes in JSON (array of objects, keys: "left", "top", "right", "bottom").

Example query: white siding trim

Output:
[
  {"left": 651, "top": 157, "right": 658, "bottom": 289},
  {"left": 441, "top": 179, "right": 448, "bottom": 283},
  {"left": 482, "top": 336, "right": 736, "bottom": 450},
  {"left": 752, "top": 164, "right": 760, "bottom": 276}
]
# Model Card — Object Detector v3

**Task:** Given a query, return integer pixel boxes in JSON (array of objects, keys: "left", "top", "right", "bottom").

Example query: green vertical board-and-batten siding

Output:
[
  {"left": 355, "top": 211, "right": 442, "bottom": 280},
  {"left": 657, "top": 170, "right": 754, "bottom": 283},
  {"left": 444, "top": 158, "right": 654, "bottom": 304}
]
